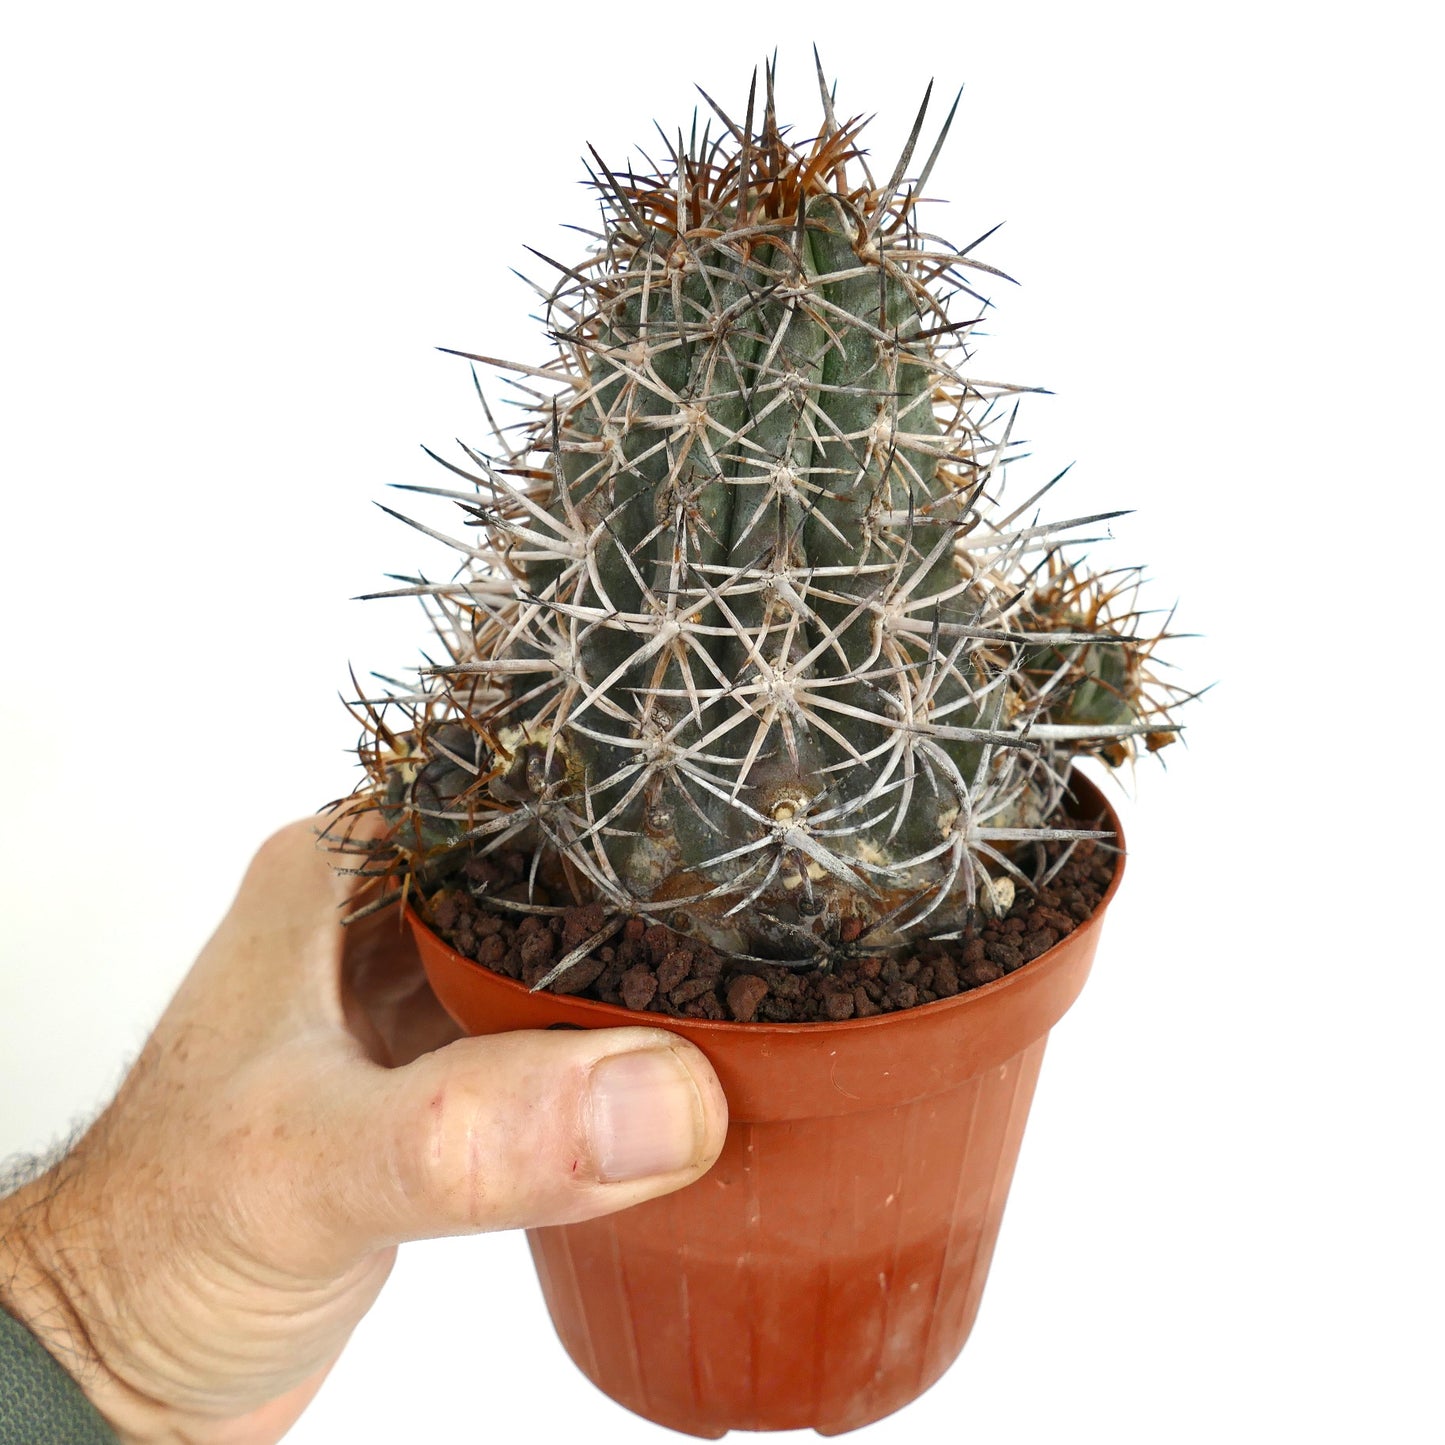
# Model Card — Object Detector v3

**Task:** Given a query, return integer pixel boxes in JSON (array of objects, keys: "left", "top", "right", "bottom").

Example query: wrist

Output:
[
  {"left": 0, "top": 1150, "right": 167, "bottom": 1444},
  {"left": 1, "top": 1154, "right": 98, "bottom": 1379}
]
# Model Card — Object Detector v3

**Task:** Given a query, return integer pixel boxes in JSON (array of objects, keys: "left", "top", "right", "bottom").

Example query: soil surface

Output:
[{"left": 422, "top": 837, "right": 1115, "bottom": 1024}]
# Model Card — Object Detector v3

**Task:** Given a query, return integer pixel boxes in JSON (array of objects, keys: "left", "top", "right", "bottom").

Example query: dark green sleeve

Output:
[{"left": 0, "top": 1304, "right": 117, "bottom": 1444}]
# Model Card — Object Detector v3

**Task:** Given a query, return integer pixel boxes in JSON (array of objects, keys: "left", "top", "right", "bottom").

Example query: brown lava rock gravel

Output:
[{"left": 422, "top": 840, "right": 1115, "bottom": 1025}]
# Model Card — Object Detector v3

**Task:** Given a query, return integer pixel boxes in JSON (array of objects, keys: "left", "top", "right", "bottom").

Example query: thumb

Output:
[{"left": 317, "top": 1025, "right": 729, "bottom": 1253}]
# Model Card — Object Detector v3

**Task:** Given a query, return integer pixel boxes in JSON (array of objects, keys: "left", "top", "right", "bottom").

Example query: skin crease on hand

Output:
[{"left": 0, "top": 819, "right": 729, "bottom": 1445}]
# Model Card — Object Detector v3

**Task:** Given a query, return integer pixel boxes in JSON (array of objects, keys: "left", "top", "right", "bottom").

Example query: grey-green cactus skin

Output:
[{"left": 349, "top": 68, "right": 1185, "bottom": 966}]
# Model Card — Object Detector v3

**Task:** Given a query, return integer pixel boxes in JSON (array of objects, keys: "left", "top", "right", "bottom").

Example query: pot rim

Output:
[{"left": 405, "top": 772, "right": 1125, "bottom": 1038}]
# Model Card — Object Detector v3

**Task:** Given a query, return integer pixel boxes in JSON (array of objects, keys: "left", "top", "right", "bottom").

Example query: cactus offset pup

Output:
[{"left": 335, "top": 64, "right": 1185, "bottom": 991}]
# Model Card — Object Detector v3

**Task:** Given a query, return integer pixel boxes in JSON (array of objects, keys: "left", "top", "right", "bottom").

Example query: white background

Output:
[{"left": 2, "top": 2, "right": 1439, "bottom": 1441}]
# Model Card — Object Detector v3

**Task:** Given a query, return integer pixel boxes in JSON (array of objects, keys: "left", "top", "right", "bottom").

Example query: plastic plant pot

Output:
[{"left": 408, "top": 775, "right": 1124, "bottom": 1436}]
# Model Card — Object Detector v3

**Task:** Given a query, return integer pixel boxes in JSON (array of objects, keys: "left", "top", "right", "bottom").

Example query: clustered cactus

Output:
[{"left": 337, "top": 61, "right": 1186, "bottom": 982}]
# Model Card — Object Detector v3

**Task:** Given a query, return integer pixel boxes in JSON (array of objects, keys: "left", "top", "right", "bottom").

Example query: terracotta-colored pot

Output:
[{"left": 410, "top": 777, "right": 1123, "bottom": 1437}]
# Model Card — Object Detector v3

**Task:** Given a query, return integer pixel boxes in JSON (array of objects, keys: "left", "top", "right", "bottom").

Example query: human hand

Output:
[{"left": 0, "top": 819, "right": 727, "bottom": 1443}]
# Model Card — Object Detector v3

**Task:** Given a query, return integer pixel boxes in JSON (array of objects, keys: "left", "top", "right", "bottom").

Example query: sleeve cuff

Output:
[{"left": 0, "top": 1303, "right": 118, "bottom": 1443}]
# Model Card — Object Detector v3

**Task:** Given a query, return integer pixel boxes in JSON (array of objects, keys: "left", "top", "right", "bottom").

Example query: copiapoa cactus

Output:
[{"left": 336, "top": 59, "right": 1188, "bottom": 985}]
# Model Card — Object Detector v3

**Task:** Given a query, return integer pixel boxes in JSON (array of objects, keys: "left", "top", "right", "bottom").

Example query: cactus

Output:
[{"left": 337, "top": 60, "right": 1187, "bottom": 976}]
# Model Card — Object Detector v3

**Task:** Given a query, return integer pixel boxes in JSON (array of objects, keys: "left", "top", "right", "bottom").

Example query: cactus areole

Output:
[{"left": 340, "top": 65, "right": 1183, "bottom": 982}]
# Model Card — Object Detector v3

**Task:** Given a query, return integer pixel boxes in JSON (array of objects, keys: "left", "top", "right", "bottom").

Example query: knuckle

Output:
[
  {"left": 250, "top": 818, "right": 322, "bottom": 873},
  {"left": 404, "top": 1074, "right": 478, "bottom": 1222},
  {"left": 400, "top": 1055, "right": 592, "bottom": 1233}
]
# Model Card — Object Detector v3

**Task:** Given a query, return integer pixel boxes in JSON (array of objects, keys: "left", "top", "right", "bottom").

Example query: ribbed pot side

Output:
[{"left": 409, "top": 778, "right": 1123, "bottom": 1437}]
